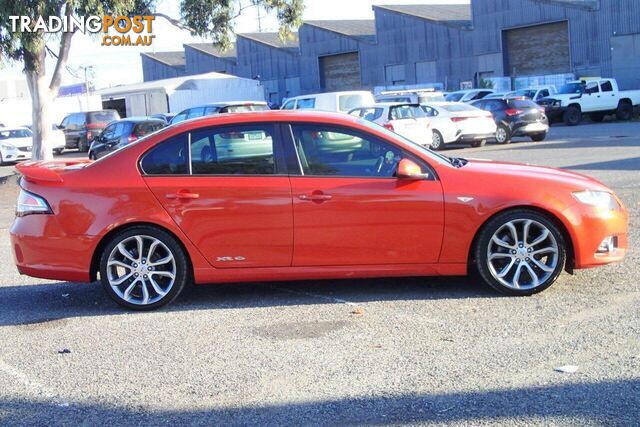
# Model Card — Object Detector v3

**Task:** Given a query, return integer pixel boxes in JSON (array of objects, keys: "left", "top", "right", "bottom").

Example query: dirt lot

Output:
[{"left": 0, "top": 122, "right": 638, "bottom": 426}]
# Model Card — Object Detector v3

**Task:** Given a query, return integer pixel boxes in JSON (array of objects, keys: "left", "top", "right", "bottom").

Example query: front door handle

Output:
[
  {"left": 166, "top": 190, "right": 200, "bottom": 200},
  {"left": 299, "top": 192, "right": 332, "bottom": 202}
]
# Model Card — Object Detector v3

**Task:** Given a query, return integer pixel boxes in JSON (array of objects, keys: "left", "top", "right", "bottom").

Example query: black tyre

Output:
[
  {"left": 616, "top": 102, "right": 632, "bottom": 121},
  {"left": 99, "top": 226, "right": 189, "bottom": 310},
  {"left": 53, "top": 148, "right": 63, "bottom": 156},
  {"left": 590, "top": 112, "right": 606, "bottom": 122},
  {"left": 563, "top": 106, "right": 581, "bottom": 126},
  {"left": 530, "top": 133, "right": 547, "bottom": 142},
  {"left": 431, "top": 130, "right": 444, "bottom": 150},
  {"left": 474, "top": 209, "right": 566, "bottom": 296},
  {"left": 495, "top": 124, "right": 511, "bottom": 144},
  {"left": 470, "top": 139, "right": 486, "bottom": 148}
]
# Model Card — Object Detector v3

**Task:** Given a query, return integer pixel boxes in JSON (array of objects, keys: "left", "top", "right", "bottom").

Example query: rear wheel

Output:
[
  {"left": 470, "top": 139, "right": 486, "bottom": 148},
  {"left": 495, "top": 125, "right": 511, "bottom": 144},
  {"left": 616, "top": 101, "right": 633, "bottom": 121},
  {"left": 53, "top": 148, "right": 63, "bottom": 156},
  {"left": 431, "top": 130, "right": 444, "bottom": 150},
  {"left": 530, "top": 133, "right": 547, "bottom": 142},
  {"left": 99, "top": 226, "right": 189, "bottom": 310},
  {"left": 563, "top": 106, "right": 581, "bottom": 126},
  {"left": 475, "top": 210, "right": 566, "bottom": 296}
]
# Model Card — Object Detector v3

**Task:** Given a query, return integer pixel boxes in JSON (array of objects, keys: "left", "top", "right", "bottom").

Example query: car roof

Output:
[
  {"left": 185, "top": 101, "right": 267, "bottom": 108},
  {"left": 169, "top": 110, "right": 360, "bottom": 129},
  {"left": 0, "top": 126, "right": 30, "bottom": 131},
  {"left": 116, "top": 117, "right": 165, "bottom": 123},
  {"left": 367, "top": 102, "right": 421, "bottom": 108}
]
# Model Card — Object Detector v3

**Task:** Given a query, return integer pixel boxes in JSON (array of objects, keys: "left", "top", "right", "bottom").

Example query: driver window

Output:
[
  {"left": 290, "top": 124, "right": 404, "bottom": 178},
  {"left": 585, "top": 82, "right": 599, "bottom": 94}
]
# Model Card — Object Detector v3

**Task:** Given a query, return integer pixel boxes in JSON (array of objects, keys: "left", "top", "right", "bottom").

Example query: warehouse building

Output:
[
  {"left": 140, "top": 51, "right": 187, "bottom": 81},
  {"left": 141, "top": 0, "right": 640, "bottom": 100},
  {"left": 184, "top": 43, "right": 238, "bottom": 76}
]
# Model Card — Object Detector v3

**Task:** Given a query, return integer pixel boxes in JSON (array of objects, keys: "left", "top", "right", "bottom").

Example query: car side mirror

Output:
[
  {"left": 57, "top": 124, "right": 65, "bottom": 129},
  {"left": 397, "top": 158, "right": 429, "bottom": 180}
]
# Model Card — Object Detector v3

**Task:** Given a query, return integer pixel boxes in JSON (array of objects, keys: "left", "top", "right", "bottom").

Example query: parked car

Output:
[
  {"left": 472, "top": 97, "right": 549, "bottom": 144},
  {"left": 281, "top": 91, "right": 375, "bottom": 113},
  {"left": 89, "top": 118, "right": 166, "bottom": 160},
  {"left": 482, "top": 92, "right": 513, "bottom": 100},
  {"left": 375, "top": 89, "right": 446, "bottom": 104},
  {"left": 511, "top": 86, "right": 556, "bottom": 102},
  {"left": 0, "top": 127, "right": 32, "bottom": 165},
  {"left": 348, "top": 103, "right": 432, "bottom": 147},
  {"left": 537, "top": 78, "right": 640, "bottom": 125},
  {"left": 150, "top": 113, "right": 176, "bottom": 124},
  {"left": 21, "top": 123, "right": 66, "bottom": 155},
  {"left": 420, "top": 103, "right": 463, "bottom": 150},
  {"left": 170, "top": 102, "right": 269, "bottom": 125},
  {"left": 446, "top": 89, "right": 495, "bottom": 103},
  {"left": 11, "top": 111, "right": 628, "bottom": 309},
  {"left": 58, "top": 110, "right": 120, "bottom": 152},
  {"left": 425, "top": 102, "right": 497, "bottom": 147}
]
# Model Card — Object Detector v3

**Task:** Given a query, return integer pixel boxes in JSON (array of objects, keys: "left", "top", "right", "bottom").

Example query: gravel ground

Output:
[{"left": 0, "top": 122, "right": 638, "bottom": 426}]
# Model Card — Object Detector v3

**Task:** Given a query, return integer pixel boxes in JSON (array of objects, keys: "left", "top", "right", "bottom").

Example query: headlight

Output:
[
  {"left": 1, "top": 143, "right": 15, "bottom": 150},
  {"left": 573, "top": 191, "right": 619, "bottom": 210},
  {"left": 553, "top": 100, "right": 562, "bottom": 107}
]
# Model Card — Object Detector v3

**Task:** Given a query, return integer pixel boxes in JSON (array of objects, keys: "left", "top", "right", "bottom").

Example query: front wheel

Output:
[
  {"left": 474, "top": 210, "right": 566, "bottom": 296},
  {"left": 99, "top": 226, "right": 189, "bottom": 310},
  {"left": 563, "top": 106, "right": 581, "bottom": 126}
]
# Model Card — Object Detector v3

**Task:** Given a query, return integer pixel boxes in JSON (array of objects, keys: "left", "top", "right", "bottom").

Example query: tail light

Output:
[
  {"left": 127, "top": 134, "right": 138, "bottom": 143},
  {"left": 450, "top": 117, "right": 468, "bottom": 122},
  {"left": 505, "top": 109, "right": 523, "bottom": 116},
  {"left": 383, "top": 123, "right": 395, "bottom": 132},
  {"left": 16, "top": 188, "right": 52, "bottom": 217}
]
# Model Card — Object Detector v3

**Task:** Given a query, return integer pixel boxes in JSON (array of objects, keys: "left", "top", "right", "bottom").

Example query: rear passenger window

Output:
[
  {"left": 141, "top": 134, "right": 188, "bottom": 175},
  {"left": 187, "top": 107, "right": 205, "bottom": 119},
  {"left": 600, "top": 81, "right": 613, "bottom": 92},
  {"left": 190, "top": 124, "right": 277, "bottom": 175}
]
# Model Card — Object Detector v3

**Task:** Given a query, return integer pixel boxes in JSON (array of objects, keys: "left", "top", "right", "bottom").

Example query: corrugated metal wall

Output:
[
  {"left": 141, "top": 56, "right": 185, "bottom": 82},
  {"left": 184, "top": 46, "right": 237, "bottom": 76}
]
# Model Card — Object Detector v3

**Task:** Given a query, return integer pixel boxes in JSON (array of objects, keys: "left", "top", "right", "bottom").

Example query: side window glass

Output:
[
  {"left": 282, "top": 100, "right": 295, "bottom": 110},
  {"left": 204, "top": 106, "right": 219, "bottom": 115},
  {"left": 190, "top": 124, "right": 276, "bottom": 175},
  {"left": 187, "top": 107, "right": 205, "bottom": 119},
  {"left": 348, "top": 109, "right": 362, "bottom": 117},
  {"left": 296, "top": 98, "right": 316, "bottom": 109},
  {"left": 600, "top": 80, "right": 613, "bottom": 92},
  {"left": 171, "top": 112, "right": 188, "bottom": 124},
  {"left": 291, "top": 124, "right": 404, "bottom": 178},
  {"left": 586, "top": 82, "right": 599, "bottom": 94},
  {"left": 141, "top": 134, "right": 188, "bottom": 175}
]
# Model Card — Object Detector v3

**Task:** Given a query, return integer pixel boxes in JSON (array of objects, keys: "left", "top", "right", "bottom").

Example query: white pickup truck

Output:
[{"left": 537, "top": 78, "right": 640, "bottom": 125}]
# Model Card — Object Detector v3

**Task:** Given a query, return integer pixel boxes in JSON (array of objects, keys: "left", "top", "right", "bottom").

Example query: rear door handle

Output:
[
  {"left": 166, "top": 190, "right": 200, "bottom": 200},
  {"left": 299, "top": 193, "right": 332, "bottom": 202}
]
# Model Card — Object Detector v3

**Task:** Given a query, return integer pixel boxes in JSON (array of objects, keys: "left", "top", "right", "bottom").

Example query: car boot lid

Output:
[{"left": 16, "top": 159, "right": 92, "bottom": 183}]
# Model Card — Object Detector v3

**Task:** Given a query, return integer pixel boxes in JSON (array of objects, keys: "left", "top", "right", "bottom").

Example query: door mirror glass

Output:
[{"left": 397, "top": 158, "right": 428, "bottom": 179}]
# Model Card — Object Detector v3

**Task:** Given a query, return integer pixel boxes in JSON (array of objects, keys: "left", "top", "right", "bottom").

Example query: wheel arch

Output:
[
  {"left": 467, "top": 205, "right": 575, "bottom": 274},
  {"left": 618, "top": 98, "right": 632, "bottom": 106},
  {"left": 567, "top": 103, "right": 581, "bottom": 111},
  {"left": 90, "top": 221, "right": 194, "bottom": 282}
]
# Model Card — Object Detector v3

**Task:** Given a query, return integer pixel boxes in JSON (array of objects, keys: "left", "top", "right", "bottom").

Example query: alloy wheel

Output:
[
  {"left": 486, "top": 219, "right": 559, "bottom": 290},
  {"left": 431, "top": 131, "right": 442, "bottom": 150},
  {"left": 106, "top": 235, "right": 176, "bottom": 306},
  {"left": 496, "top": 127, "right": 508, "bottom": 144}
]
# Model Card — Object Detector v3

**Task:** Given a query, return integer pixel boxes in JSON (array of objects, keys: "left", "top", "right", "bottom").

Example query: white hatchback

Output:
[
  {"left": 0, "top": 127, "right": 33, "bottom": 165},
  {"left": 348, "top": 103, "right": 432, "bottom": 147}
]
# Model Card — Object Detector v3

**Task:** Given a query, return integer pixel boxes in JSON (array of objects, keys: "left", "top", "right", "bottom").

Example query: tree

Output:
[{"left": 0, "top": 0, "right": 303, "bottom": 161}]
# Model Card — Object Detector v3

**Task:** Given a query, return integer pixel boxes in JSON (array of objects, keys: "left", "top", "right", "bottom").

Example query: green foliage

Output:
[{"left": 180, "top": 0, "right": 304, "bottom": 49}]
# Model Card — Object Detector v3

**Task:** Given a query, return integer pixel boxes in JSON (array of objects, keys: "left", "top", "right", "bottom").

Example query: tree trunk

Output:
[{"left": 26, "top": 66, "right": 54, "bottom": 161}]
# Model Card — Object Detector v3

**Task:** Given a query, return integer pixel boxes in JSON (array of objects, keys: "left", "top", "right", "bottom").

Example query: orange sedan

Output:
[{"left": 10, "top": 111, "right": 628, "bottom": 310}]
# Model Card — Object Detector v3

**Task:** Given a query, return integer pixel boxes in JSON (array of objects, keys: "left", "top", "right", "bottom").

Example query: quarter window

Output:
[
  {"left": 190, "top": 124, "right": 277, "bottom": 175},
  {"left": 140, "top": 134, "right": 188, "bottom": 175},
  {"left": 296, "top": 98, "right": 316, "bottom": 109},
  {"left": 290, "top": 124, "right": 406, "bottom": 178}
]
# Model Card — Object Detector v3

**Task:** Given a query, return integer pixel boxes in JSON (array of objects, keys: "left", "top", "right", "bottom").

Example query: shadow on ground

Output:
[
  {"left": 0, "top": 276, "right": 498, "bottom": 327},
  {"left": 0, "top": 380, "right": 637, "bottom": 425}
]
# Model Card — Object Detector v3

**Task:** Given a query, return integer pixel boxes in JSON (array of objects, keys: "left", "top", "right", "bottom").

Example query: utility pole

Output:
[{"left": 81, "top": 65, "right": 94, "bottom": 109}]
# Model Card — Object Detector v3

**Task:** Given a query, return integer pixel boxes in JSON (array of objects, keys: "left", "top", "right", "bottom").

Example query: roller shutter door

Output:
[
  {"left": 320, "top": 52, "right": 361, "bottom": 92},
  {"left": 504, "top": 21, "right": 570, "bottom": 76}
]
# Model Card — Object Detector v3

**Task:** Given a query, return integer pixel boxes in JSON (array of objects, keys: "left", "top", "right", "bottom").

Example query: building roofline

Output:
[
  {"left": 236, "top": 32, "right": 300, "bottom": 54},
  {"left": 183, "top": 43, "right": 237, "bottom": 64},
  {"left": 373, "top": 4, "right": 473, "bottom": 29},
  {"left": 303, "top": 20, "right": 377, "bottom": 44},
  {"left": 140, "top": 51, "right": 185, "bottom": 69}
]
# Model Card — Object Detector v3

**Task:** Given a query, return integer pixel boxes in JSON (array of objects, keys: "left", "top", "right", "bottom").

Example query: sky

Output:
[{"left": 0, "top": 0, "right": 469, "bottom": 89}]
